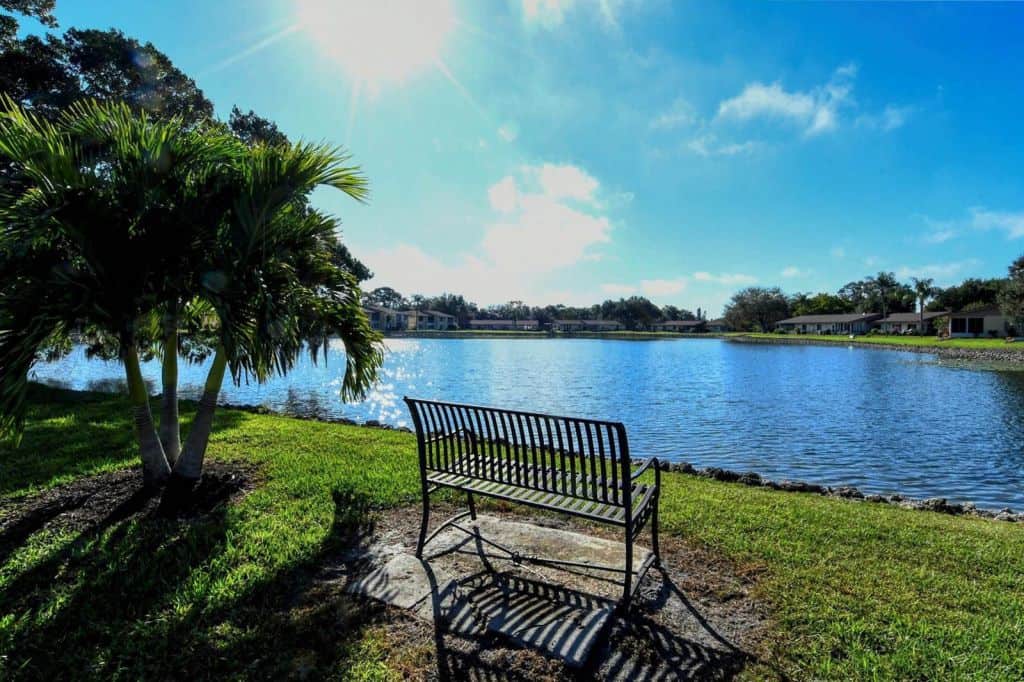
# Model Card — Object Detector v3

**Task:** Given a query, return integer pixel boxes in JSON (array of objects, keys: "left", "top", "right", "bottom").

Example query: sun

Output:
[{"left": 296, "top": 0, "right": 455, "bottom": 87}]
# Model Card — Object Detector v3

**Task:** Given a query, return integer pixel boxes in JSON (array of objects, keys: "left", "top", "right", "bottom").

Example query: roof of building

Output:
[
  {"left": 707, "top": 319, "right": 728, "bottom": 326},
  {"left": 554, "top": 319, "right": 622, "bottom": 325},
  {"left": 468, "top": 319, "right": 538, "bottom": 326},
  {"left": 777, "top": 313, "right": 881, "bottom": 324},
  {"left": 950, "top": 307, "right": 1004, "bottom": 317},
  {"left": 879, "top": 311, "right": 950, "bottom": 323},
  {"left": 422, "top": 309, "right": 455, "bottom": 318},
  {"left": 654, "top": 319, "right": 706, "bottom": 327}
]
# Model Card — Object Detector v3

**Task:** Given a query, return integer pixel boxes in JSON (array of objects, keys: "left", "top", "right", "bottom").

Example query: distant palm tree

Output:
[
  {"left": 870, "top": 272, "right": 900, "bottom": 320},
  {"left": 509, "top": 300, "right": 523, "bottom": 328},
  {"left": 911, "top": 277, "right": 937, "bottom": 335}
]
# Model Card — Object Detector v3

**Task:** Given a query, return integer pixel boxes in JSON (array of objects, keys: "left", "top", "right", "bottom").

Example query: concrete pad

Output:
[
  {"left": 426, "top": 515, "right": 651, "bottom": 601},
  {"left": 347, "top": 514, "right": 653, "bottom": 667},
  {"left": 346, "top": 553, "right": 453, "bottom": 611},
  {"left": 444, "top": 572, "right": 615, "bottom": 668}
]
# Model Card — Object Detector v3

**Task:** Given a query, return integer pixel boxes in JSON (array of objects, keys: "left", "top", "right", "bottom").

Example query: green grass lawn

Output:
[
  {"left": 2, "top": 386, "right": 1023, "bottom": 679},
  {"left": 736, "top": 332, "right": 1020, "bottom": 351}
]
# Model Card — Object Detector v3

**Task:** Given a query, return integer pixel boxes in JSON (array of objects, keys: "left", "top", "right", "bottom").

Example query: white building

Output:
[
  {"left": 775, "top": 313, "right": 882, "bottom": 335},
  {"left": 948, "top": 308, "right": 1010, "bottom": 338}
]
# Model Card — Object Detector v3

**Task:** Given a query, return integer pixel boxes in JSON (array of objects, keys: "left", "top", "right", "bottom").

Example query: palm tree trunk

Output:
[
  {"left": 124, "top": 344, "right": 171, "bottom": 488},
  {"left": 159, "top": 313, "right": 181, "bottom": 464},
  {"left": 173, "top": 346, "right": 228, "bottom": 482}
]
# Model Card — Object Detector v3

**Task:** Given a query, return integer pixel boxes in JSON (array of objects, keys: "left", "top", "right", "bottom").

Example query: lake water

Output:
[{"left": 30, "top": 338, "right": 1024, "bottom": 510}]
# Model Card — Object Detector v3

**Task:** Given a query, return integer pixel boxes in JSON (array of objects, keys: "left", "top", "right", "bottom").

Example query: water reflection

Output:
[{"left": 29, "top": 338, "right": 1024, "bottom": 509}]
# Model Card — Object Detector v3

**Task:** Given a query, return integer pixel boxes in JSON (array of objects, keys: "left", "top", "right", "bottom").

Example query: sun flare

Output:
[{"left": 296, "top": 0, "right": 455, "bottom": 87}]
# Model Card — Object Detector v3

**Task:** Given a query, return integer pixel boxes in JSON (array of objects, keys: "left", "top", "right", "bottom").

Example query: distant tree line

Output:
[
  {"left": 363, "top": 287, "right": 709, "bottom": 331},
  {"left": 365, "top": 256, "right": 1024, "bottom": 334},
  {"left": 722, "top": 255, "right": 1024, "bottom": 332}
]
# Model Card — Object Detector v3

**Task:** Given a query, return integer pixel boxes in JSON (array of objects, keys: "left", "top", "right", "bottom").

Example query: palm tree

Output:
[
  {"left": 869, "top": 271, "right": 900, "bottom": 320},
  {"left": 0, "top": 98, "right": 381, "bottom": 489},
  {"left": 509, "top": 300, "right": 523, "bottom": 328},
  {"left": 911, "top": 277, "right": 937, "bottom": 335},
  {"left": 0, "top": 98, "right": 236, "bottom": 485},
  {"left": 171, "top": 142, "right": 381, "bottom": 483}
]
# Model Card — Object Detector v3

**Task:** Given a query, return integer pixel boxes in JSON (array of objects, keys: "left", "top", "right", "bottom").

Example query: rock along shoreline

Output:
[
  {"left": 727, "top": 334, "right": 1024, "bottom": 364},
  {"left": 219, "top": 400, "right": 1022, "bottom": 524}
]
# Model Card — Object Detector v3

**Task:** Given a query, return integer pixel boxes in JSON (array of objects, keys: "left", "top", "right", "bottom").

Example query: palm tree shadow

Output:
[
  {"left": 1, "top": 384, "right": 247, "bottom": 500},
  {"left": 0, "top": 485, "right": 387, "bottom": 679}
]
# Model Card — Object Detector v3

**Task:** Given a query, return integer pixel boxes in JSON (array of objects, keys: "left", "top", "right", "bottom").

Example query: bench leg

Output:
[
  {"left": 652, "top": 463, "right": 662, "bottom": 567},
  {"left": 466, "top": 491, "right": 477, "bottom": 521},
  {"left": 622, "top": 522, "right": 633, "bottom": 614},
  {"left": 416, "top": 486, "right": 431, "bottom": 559},
  {"left": 652, "top": 495, "right": 661, "bottom": 568}
]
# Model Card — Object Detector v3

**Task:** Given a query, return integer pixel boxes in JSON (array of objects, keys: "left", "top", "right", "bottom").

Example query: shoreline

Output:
[
  {"left": 381, "top": 330, "right": 1024, "bottom": 364},
  {"left": 216, "top": 398, "right": 1022, "bottom": 522},
  {"left": 384, "top": 330, "right": 731, "bottom": 340},
  {"left": 727, "top": 333, "right": 1024, "bottom": 364}
]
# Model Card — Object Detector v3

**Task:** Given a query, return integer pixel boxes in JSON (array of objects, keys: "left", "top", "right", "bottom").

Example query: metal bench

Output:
[{"left": 404, "top": 397, "right": 661, "bottom": 611}]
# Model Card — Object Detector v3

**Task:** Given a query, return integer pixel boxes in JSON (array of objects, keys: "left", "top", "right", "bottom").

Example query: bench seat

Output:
[{"left": 427, "top": 456, "right": 656, "bottom": 526}]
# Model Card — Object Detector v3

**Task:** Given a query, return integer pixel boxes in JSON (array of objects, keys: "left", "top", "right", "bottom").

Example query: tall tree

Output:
[
  {"left": 364, "top": 286, "right": 406, "bottom": 309},
  {"left": 723, "top": 287, "right": 790, "bottom": 332},
  {"left": 999, "top": 254, "right": 1024, "bottom": 335},
  {"left": 910, "top": 277, "right": 938, "bottom": 335},
  {"left": 930, "top": 277, "right": 1005, "bottom": 312},
  {"left": 0, "top": 0, "right": 56, "bottom": 42}
]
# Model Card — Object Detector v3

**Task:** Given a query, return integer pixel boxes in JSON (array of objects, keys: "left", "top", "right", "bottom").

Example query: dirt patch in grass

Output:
[
  {"left": 305, "top": 501, "right": 776, "bottom": 680},
  {"left": 0, "top": 461, "right": 259, "bottom": 561}
]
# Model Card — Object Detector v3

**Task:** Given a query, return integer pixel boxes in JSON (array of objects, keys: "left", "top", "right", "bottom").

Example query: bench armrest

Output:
[{"left": 631, "top": 457, "right": 660, "bottom": 480}]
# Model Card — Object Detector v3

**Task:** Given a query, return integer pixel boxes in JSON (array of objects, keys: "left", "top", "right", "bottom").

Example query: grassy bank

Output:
[
  {"left": 735, "top": 332, "right": 1018, "bottom": 351},
  {"left": 2, "top": 386, "right": 1022, "bottom": 679}
]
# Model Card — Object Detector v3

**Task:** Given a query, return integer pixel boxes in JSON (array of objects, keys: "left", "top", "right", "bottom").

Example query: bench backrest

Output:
[{"left": 404, "top": 397, "right": 632, "bottom": 508}]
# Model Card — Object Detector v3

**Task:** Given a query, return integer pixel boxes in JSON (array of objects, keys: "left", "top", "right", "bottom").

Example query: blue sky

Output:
[{"left": 27, "top": 1, "right": 1024, "bottom": 314}]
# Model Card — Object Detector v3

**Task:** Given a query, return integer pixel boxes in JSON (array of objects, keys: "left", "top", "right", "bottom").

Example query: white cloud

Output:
[
  {"left": 922, "top": 229, "right": 956, "bottom": 244},
  {"left": 639, "top": 278, "right": 688, "bottom": 296},
  {"left": 715, "top": 63, "right": 908, "bottom": 139},
  {"left": 650, "top": 98, "right": 696, "bottom": 131},
  {"left": 536, "top": 162, "right": 600, "bottom": 202},
  {"left": 692, "top": 271, "right": 757, "bottom": 285},
  {"left": 482, "top": 193, "right": 611, "bottom": 271},
  {"left": 896, "top": 260, "right": 981, "bottom": 284},
  {"left": 687, "top": 133, "right": 760, "bottom": 157},
  {"left": 856, "top": 104, "right": 912, "bottom": 132},
  {"left": 521, "top": 0, "right": 637, "bottom": 30},
  {"left": 830, "top": 247, "right": 846, "bottom": 259},
  {"left": 718, "top": 82, "right": 818, "bottom": 126},
  {"left": 367, "top": 161, "right": 617, "bottom": 304},
  {"left": 971, "top": 207, "right": 1024, "bottom": 239},
  {"left": 601, "top": 283, "right": 638, "bottom": 296},
  {"left": 781, "top": 266, "right": 810, "bottom": 278},
  {"left": 488, "top": 176, "right": 519, "bottom": 213},
  {"left": 717, "top": 64, "right": 856, "bottom": 137},
  {"left": 498, "top": 122, "right": 519, "bottom": 142},
  {"left": 522, "top": 0, "right": 575, "bottom": 27},
  {"left": 600, "top": 277, "right": 689, "bottom": 299}
]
